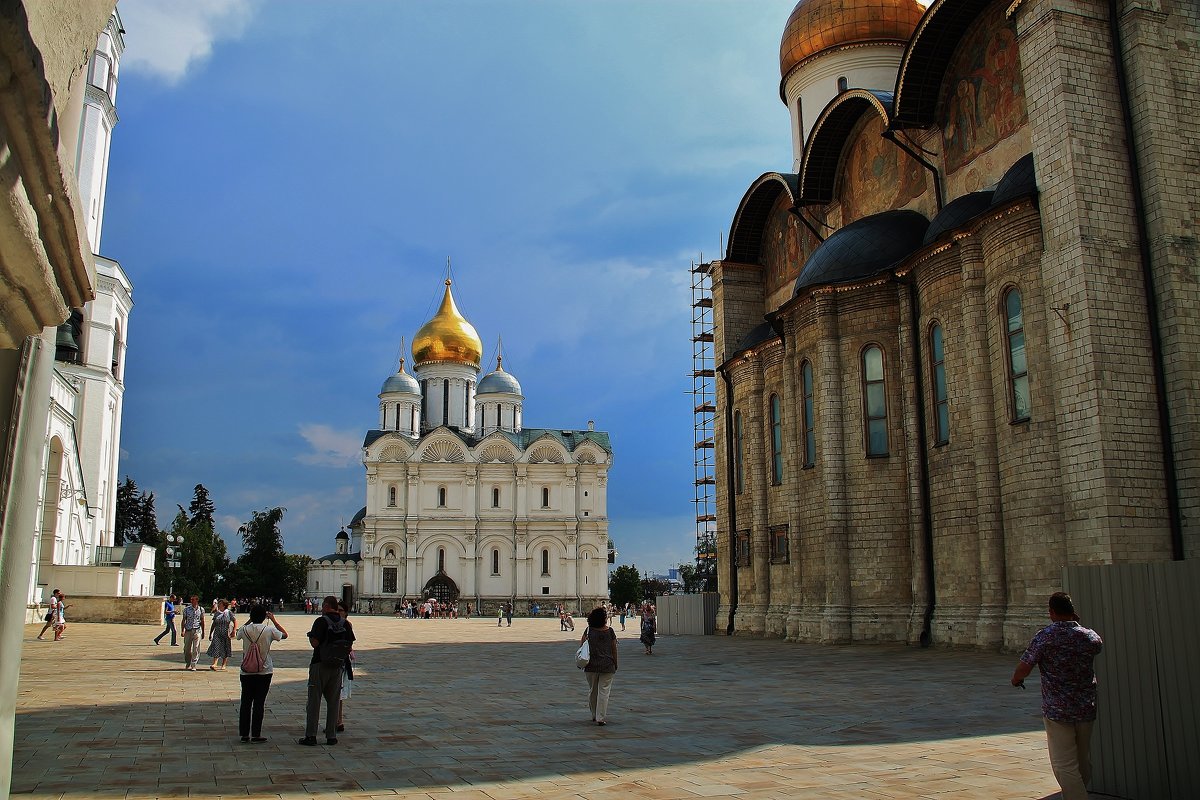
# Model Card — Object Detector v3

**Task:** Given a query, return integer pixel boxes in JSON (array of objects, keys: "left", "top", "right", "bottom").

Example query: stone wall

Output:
[{"left": 26, "top": 595, "right": 165, "bottom": 626}]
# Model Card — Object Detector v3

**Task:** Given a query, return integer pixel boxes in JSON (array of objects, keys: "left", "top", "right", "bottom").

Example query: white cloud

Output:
[
  {"left": 297, "top": 424, "right": 362, "bottom": 468},
  {"left": 119, "top": 0, "right": 256, "bottom": 84}
]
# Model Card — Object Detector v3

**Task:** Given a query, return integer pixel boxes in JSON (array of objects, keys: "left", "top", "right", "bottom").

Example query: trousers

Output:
[
  {"left": 155, "top": 619, "right": 177, "bottom": 645},
  {"left": 304, "top": 662, "right": 342, "bottom": 740},
  {"left": 586, "top": 671, "right": 615, "bottom": 723},
  {"left": 182, "top": 629, "right": 201, "bottom": 667},
  {"left": 1044, "top": 717, "right": 1094, "bottom": 800},
  {"left": 239, "top": 673, "right": 273, "bottom": 737}
]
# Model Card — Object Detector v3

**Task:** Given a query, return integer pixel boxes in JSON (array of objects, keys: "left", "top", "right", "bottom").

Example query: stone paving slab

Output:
[{"left": 13, "top": 616, "right": 1112, "bottom": 799}]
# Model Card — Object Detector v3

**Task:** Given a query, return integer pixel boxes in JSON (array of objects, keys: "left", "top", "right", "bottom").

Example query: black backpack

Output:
[{"left": 318, "top": 617, "right": 352, "bottom": 666}]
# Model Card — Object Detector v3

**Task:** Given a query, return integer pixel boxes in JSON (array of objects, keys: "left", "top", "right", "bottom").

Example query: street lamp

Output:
[{"left": 164, "top": 534, "right": 182, "bottom": 595}]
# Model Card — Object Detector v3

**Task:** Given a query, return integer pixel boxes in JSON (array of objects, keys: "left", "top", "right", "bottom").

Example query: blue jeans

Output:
[{"left": 155, "top": 619, "right": 177, "bottom": 645}]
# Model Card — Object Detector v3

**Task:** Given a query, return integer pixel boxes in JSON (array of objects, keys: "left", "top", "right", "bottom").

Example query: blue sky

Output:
[{"left": 106, "top": 0, "right": 793, "bottom": 574}]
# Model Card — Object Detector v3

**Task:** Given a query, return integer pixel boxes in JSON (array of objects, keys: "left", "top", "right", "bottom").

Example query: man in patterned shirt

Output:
[
  {"left": 181, "top": 595, "right": 207, "bottom": 671},
  {"left": 1012, "top": 591, "right": 1104, "bottom": 800}
]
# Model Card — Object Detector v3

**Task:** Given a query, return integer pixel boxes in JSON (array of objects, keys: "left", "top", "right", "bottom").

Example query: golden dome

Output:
[
  {"left": 779, "top": 0, "right": 924, "bottom": 80},
  {"left": 411, "top": 280, "right": 483, "bottom": 368}
]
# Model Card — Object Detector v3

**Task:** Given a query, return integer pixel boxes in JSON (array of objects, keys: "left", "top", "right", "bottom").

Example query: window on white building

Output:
[
  {"left": 438, "top": 486, "right": 447, "bottom": 507},
  {"left": 491, "top": 549, "right": 500, "bottom": 575}
]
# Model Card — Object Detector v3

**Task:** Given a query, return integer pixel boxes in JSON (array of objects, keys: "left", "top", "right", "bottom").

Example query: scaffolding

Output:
[{"left": 690, "top": 260, "right": 717, "bottom": 589}]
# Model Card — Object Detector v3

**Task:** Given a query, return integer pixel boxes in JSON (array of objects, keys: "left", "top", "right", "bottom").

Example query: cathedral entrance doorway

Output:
[
  {"left": 342, "top": 584, "right": 354, "bottom": 611},
  {"left": 422, "top": 571, "right": 459, "bottom": 603}
]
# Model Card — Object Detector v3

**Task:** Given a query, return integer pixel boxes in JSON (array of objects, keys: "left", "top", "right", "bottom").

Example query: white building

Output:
[
  {"left": 308, "top": 279, "right": 612, "bottom": 613},
  {"left": 28, "top": 10, "right": 154, "bottom": 607}
]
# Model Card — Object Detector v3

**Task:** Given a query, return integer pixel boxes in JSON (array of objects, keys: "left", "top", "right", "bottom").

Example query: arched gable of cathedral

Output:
[
  {"left": 893, "top": 0, "right": 1030, "bottom": 194},
  {"left": 800, "top": 89, "right": 929, "bottom": 226},
  {"left": 476, "top": 534, "right": 512, "bottom": 554},
  {"left": 526, "top": 535, "right": 565, "bottom": 557},
  {"left": 572, "top": 441, "right": 608, "bottom": 465},
  {"left": 418, "top": 433, "right": 470, "bottom": 463},
  {"left": 367, "top": 436, "right": 414, "bottom": 464},
  {"left": 525, "top": 436, "right": 569, "bottom": 464},
  {"left": 415, "top": 536, "right": 466, "bottom": 564},
  {"left": 726, "top": 173, "right": 820, "bottom": 303},
  {"left": 475, "top": 434, "right": 520, "bottom": 464}
]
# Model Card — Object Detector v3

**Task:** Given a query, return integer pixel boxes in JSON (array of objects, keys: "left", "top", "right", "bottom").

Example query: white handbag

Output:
[{"left": 575, "top": 638, "right": 590, "bottom": 669}]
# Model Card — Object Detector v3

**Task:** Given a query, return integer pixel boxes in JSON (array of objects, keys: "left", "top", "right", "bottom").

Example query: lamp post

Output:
[{"left": 164, "top": 534, "right": 182, "bottom": 595}]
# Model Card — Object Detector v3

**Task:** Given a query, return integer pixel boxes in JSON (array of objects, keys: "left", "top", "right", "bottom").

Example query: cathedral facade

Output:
[
  {"left": 308, "top": 280, "right": 612, "bottom": 613},
  {"left": 712, "top": 0, "right": 1198, "bottom": 649}
]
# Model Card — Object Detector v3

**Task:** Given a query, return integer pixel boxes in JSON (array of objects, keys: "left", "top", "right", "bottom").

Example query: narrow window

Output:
[
  {"left": 491, "top": 548, "right": 500, "bottom": 575},
  {"left": 394, "top": 404, "right": 401, "bottom": 430},
  {"left": 1005, "top": 289, "right": 1030, "bottom": 421},
  {"left": 411, "top": 406, "right": 417, "bottom": 432},
  {"left": 438, "top": 486, "right": 447, "bottom": 507},
  {"left": 862, "top": 345, "right": 889, "bottom": 456},
  {"left": 437, "top": 548, "right": 446, "bottom": 572},
  {"left": 736, "top": 530, "right": 751, "bottom": 567},
  {"left": 442, "top": 379, "right": 450, "bottom": 425},
  {"left": 769, "top": 394, "right": 783, "bottom": 485},
  {"left": 494, "top": 404, "right": 500, "bottom": 429},
  {"left": 541, "top": 486, "right": 550, "bottom": 508},
  {"left": 388, "top": 486, "right": 397, "bottom": 507},
  {"left": 464, "top": 381, "right": 470, "bottom": 424},
  {"left": 541, "top": 548, "right": 550, "bottom": 576},
  {"left": 801, "top": 361, "right": 816, "bottom": 467},
  {"left": 492, "top": 487, "right": 500, "bottom": 508},
  {"left": 930, "top": 323, "right": 949, "bottom": 444},
  {"left": 734, "top": 411, "right": 745, "bottom": 494},
  {"left": 421, "top": 380, "right": 428, "bottom": 425},
  {"left": 382, "top": 567, "right": 397, "bottom": 593},
  {"left": 795, "top": 97, "right": 804, "bottom": 145},
  {"left": 770, "top": 525, "right": 789, "bottom": 563},
  {"left": 837, "top": 76, "right": 848, "bottom": 93}
]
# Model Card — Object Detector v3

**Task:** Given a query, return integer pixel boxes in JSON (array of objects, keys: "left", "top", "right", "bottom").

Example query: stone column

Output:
[
  {"left": 781, "top": 316, "right": 804, "bottom": 641},
  {"left": 896, "top": 282, "right": 930, "bottom": 645},
  {"left": 815, "top": 293, "right": 850, "bottom": 643}
]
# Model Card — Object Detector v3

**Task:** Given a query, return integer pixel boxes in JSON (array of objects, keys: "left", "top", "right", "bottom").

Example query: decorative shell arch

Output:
[
  {"left": 476, "top": 438, "right": 519, "bottom": 463},
  {"left": 527, "top": 442, "right": 567, "bottom": 464},
  {"left": 420, "top": 438, "right": 468, "bottom": 463}
]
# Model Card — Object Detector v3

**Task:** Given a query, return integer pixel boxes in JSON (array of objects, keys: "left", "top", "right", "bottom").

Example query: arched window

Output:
[
  {"left": 491, "top": 548, "right": 500, "bottom": 575},
  {"left": 769, "top": 394, "right": 783, "bottom": 484},
  {"left": 862, "top": 345, "right": 888, "bottom": 456},
  {"left": 1005, "top": 289, "right": 1030, "bottom": 421},
  {"left": 388, "top": 486, "right": 397, "bottom": 507},
  {"left": 541, "top": 487, "right": 550, "bottom": 508},
  {"left": 930, "top": 323, "right": 949, "bottom": 444},
  {"left": 438, "top": 548, "right": 445, "bottom": 572},
  {"left": 801, "top": 361, "right": 816, "bottom": 467},
  {"left": 442, "top": 378, "right": 450, "bottom": 424},
  {"left": 437, "top": 486, "right": 447, "bottom": 507},
  {"left": 541, "top": 548, "right": 550, "bottom": 576},
  {"left": 492, "top": 487, "right": 500, "bottom": 508},
  {"left": 734, "top": 410, "right": 745, "bottom": 494}
]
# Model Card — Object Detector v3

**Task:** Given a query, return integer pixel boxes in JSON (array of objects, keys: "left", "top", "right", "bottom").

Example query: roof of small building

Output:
[
  {"left": 315, "top": 552, "right": 361, "bottom": 564},
  {"left": 794, "top": 209, "right": 929, "bottom": 294},
  {"left": 363, "top": 427, "right": 612, "bottom": 453},
  {"left": 476, "top": 358, "right": 522, "bottom": 395}
]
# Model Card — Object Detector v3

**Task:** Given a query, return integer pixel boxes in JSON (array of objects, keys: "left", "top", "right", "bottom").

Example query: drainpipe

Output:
[
  {"left": 788, "top": 207, "right": 825, "bottom": 243},
  {"left": 893, "top": 274, "right": 937, "bottom": 646},
  {"left": 883, "top": 129, "right": 944, "bottom": 212},
  {"left": 718, "top": 365, "right": 740, "bottom": 635},
  {"left": 1108, "top": 0, "right": 1184, "bottom": 560}
]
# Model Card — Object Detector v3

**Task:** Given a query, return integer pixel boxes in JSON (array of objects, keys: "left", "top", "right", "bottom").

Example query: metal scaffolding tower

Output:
[{"left": 690, "top": 260, "right": 717, "bottom": 589}]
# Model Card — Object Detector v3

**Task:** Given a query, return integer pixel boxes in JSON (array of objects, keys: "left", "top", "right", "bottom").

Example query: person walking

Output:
[
  {"left": 581, "top": 606, "right": 618, "bottom": 725},
  {"left": 36, "top": 589, "right": 61, "bottom": 640},
  {"left": 154, "top": 595, "right": 178, "bottom": 646},
  {"left": 497, "top": 604, "right": 504, "bottom": 627},
  {"left": 618, "top": 605, "right": 627, "bottom": 632},
  {"left": 235, "top": 604, "right": 287, "bottom": 743},
  {"left": 181, "top": 595, "right": 206, "bottom": 671},
  {"left": 640, "top": 603, "right": 657, "bottom": 654},
  {"left": 51, "top": 593, "right": 69, "bottom": 640},
  {"left": 207, "top": 599, "right": 236, "bottom": 670},
  {"left": 504, "top": 601, "right": 513, "bottom": 627},
  {"left": 1011, "top": 591, "right": 1104, "bottom": 800},
  {"left": 299, "top": 595, "right": 355, "bottom": 746}
]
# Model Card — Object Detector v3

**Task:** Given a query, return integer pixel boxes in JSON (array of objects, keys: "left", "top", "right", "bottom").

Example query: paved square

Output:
[{"left": 16, "top": 616, "right": 1078, "bottom": 799}]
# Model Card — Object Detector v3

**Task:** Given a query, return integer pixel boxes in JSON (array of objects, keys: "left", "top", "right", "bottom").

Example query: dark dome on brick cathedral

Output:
[
  {"left": 779, "top": 0, "right": 926, "bottom": 81},
  {"left": 794, "top": 209, "right": 929, "bottom": 295},
  {"left": 923, "top": 190, "right": 994, "bottom": 246},
  {"left": 990, "top": 153, "right": 1037, "bottom": 208}
]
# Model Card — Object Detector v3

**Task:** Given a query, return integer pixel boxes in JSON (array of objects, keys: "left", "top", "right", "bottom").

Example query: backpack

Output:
[
  {"left": 241, "top": 627, "right": 265, "bottom": 673},
  {"left": 318, "top": 617, "right": 352, "bottom": 666}
]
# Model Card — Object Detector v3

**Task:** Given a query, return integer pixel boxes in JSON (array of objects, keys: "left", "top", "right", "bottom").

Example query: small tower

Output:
[
  {"left": 475, "top": 353, "right": 523, "bottom": 434},
  {"left": 411, "top": 279, "right": 483, "bottom": 432},
  {"left": 334, "top": 528, "right": 350, "bottom": 556},
  {"left": 378, "top": 354, "right": 421, "bottom": 437}
]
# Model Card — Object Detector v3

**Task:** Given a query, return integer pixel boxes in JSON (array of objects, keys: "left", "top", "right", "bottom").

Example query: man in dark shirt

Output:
[
  {"left": 299, "top": 595, "right": 355, "bottom": 746},
  {"left": 1012, "top": 591, "right": 1103, "bottom": 800}
]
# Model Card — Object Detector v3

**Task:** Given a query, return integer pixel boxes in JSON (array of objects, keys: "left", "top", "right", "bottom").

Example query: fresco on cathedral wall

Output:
[
  {"left": 762, "top": 191, "right": 820, "bottom": 300},
  {"left": 838, "top": 114, "right": 927, "bottom": 224},
  {"left": 938, "top": 5, "right": 1028, "bottom": 175}
]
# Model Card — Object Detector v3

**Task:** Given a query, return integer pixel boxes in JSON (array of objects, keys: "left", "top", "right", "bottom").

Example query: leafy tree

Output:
[
  {"left": 169, "top": 508, "right": 229, "bottom": 601},
  {"left": 608, "top": 564, "right": 641, "bottom": 607},
  {"left": 640, "top": 574, "right": 672, "bottom": 601},
  {"left": 235, "top": 507, "right": 288, "bottom": 599},
  {"left": 283, "top": 553, "right": 313, "bottom": 602},
  {"left": 188, "top": 484, "right": 216, "bottom": 530},
  {"left": 677, "top": 562, "right": 703, "bottom": 593}
]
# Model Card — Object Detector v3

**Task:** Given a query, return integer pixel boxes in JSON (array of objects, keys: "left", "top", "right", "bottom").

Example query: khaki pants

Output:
[
  {"left": 586, "top": 671, "right": 615, "bottom": 723},
  {"left": 1044, "top": 717, "right": 1094, "bottom": 800},
  {"left": 305, "top": 662, "right": 342, "bottom": 740},
  {"left": 182, "top": 629, "right": 201, "bottom": 668}
]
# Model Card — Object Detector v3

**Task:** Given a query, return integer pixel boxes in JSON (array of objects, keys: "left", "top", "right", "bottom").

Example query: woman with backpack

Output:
[{"left": 235, "top": 604, "right": 288, "bottom": 743}]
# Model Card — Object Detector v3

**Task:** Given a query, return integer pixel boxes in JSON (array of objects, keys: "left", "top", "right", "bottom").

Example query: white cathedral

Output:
[{"left": 307, "top": 280, "right": 612, "bottom": 613}]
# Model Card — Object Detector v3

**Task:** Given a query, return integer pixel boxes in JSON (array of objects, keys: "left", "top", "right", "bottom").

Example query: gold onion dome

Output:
[
  {"left": 412, "top": 279, "right": 483, "bottom": 368},
  {"left": 779, "top": 0, "right": 925, "bottom": 79}
]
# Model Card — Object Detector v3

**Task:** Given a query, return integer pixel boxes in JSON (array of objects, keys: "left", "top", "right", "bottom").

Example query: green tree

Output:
[
  {"left": 640, "top": 574, "right": 672, "bottom": 601},
  {"left": 235, "top": 506, "right": 288, "bottom": 599},
  {"left": 608, "top": 564, "right": 641, "bottom": 607},
  {"left": 282, "top": 553, "right": 313, "bottom": 602},
  {"left": 677, "top": 562, "right": 702, "bottom": 593},
  {"left": 114, "top": 477, "right": 159, "bottom": 547},
  {"left": 170, "top": 508, "right": 230, "bottom": 601},
  {"left": 188, "top": 484, "right": 215, "bottom": 530}
]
